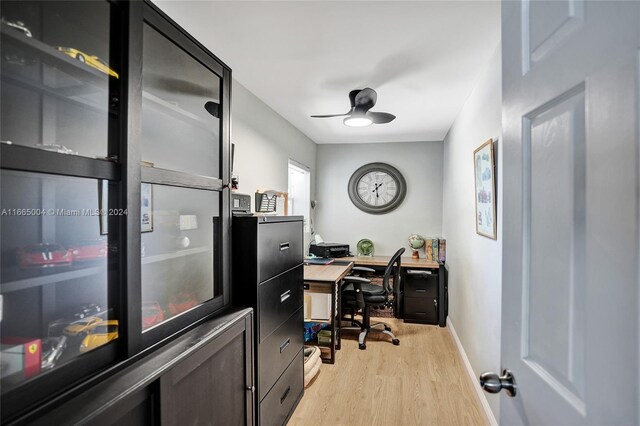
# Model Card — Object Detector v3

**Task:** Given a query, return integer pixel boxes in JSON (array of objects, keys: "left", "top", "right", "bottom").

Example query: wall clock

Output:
[{"left": 347, "top": 162, "right": 407, "bottom": 214}]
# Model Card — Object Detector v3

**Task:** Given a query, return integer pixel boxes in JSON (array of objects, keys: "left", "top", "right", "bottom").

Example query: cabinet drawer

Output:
[
  {"left": 258, "top": 221, "right": 303, "bottom": 282},
  {"left": 404, "top": 297, "right": 438, "bottom": 324},
  {"left": 258, "top": 308, "right": 303, "bottom": 400},
  {"left": 259, "top": 265, "right": 303, "bottom": 342},
  {"left": 259, "top": 351, "right": 303, "bottom": 426},
  {"left": 404, "top": 270, "right": 438, "bottom": 299}
]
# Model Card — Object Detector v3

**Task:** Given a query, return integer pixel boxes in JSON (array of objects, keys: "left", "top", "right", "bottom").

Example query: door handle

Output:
[
  {"left": 279, "top": 242, "right": 290, "bottom": 251},
  {"left": 407, "top": 269, "right": 432, "bottom": 276},
  {"left": 479, "top": 369, "right": 517, "bottom": 397}
]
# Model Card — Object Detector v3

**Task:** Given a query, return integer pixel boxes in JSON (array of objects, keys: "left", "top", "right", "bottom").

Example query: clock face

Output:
[
  {"left": 348, "top": 163, "right": 406, "bottom": 214},
  {"left": 356, "top": 171, "right": 398, "bottom": 207}
]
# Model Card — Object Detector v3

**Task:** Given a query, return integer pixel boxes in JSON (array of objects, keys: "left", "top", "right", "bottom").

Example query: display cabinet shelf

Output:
[
  {"left": 142, "top": 246, "right": 209, "bottom": 265},
  {"left": 2, "top": 73, "right": 114, "bottom": 117},
  {"left": 142, "top": 91, "right": 213, "bottom": 131},
  {"left": 1, "top": 144, "right": 119, "bottom": 180},
  {"left": 0, "top": 264, "right": 105, "bottom": 293},
  {"left": 141, "top": 165, "right": 222, "bottom": 190}
]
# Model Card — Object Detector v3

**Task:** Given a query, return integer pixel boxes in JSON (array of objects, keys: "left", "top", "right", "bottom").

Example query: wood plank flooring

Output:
[{"left": 289, "top": 318, "right": 488, "bottom": 426}]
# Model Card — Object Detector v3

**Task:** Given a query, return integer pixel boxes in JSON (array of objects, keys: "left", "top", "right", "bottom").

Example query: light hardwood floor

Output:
[{"left": 289, "top": 318, "right": 488, "bottom": 426}]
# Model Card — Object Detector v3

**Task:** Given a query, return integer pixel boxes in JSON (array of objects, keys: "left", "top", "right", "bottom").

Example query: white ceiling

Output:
[{"left": 153, "top": 1, "right": 501, "bottom": 144}]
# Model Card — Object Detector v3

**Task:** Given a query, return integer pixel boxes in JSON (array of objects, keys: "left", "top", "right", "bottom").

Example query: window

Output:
[{"left": 288, "top": 160, "right": 311, "bottom": 233}]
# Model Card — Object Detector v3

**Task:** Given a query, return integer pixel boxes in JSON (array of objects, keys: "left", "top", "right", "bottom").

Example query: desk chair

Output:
[{"left": 341, "top": 248, "right": 405, "bottom": 350}]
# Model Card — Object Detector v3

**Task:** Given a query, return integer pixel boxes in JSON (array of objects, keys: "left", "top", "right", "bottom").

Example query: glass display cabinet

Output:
[{"left": 0, "top": 1, "right": 231, "bottom": 422}]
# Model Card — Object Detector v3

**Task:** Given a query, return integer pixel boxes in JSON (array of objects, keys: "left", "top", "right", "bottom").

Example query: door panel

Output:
[
  {"left": 524, "top": 86, "right": 586, "bottom": 405},
  {"left": 525, "top": 0, "right": 585, "bottom": 71},
  {"left": 501, "top": 1, "right": 639, "bottom": 424}
]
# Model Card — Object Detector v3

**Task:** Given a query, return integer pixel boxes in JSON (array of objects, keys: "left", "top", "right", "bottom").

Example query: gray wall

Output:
[
  {"left": 442, "top": 43, "right": 502, "bottom": 421},
  {"left": 231, "top": 80, "right": 318, "bottom": 248},
  {"left": 315, "top": 141, "right": 443, "bottom": 256}
]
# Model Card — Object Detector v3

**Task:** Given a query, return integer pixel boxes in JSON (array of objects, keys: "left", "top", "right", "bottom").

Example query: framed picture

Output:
[
  {"left": 98, "top": 180, "right": 109, "bottom": 235},
  {"left": 474, "top": 139, "right": 497, "bottom": 239},
  {"left": 141, "top": 183, "right": 153, "bottom": 233}
]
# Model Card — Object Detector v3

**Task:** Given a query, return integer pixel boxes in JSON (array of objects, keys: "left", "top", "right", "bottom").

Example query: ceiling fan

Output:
[{"left": 311, "top": 88, "right": 396, "bottom": 127}]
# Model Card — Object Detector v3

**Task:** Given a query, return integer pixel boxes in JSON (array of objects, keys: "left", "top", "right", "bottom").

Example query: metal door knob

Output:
[{"left": 479, "top": 369, "right": 517, "bottom": 397}]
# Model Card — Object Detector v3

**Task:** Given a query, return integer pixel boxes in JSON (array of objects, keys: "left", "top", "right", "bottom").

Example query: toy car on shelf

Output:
[
  {"left": 142, "top": 301, "right": 165, "bottom": 329},
  {"left": 167, "top": 292, "right": 198, "bottom": 316},
  {"left": 63, "top": 316, "right": 102, "bottom": 337},
  {"left": 1, "top": 18, "right": 37, "bottom": 66},
  {"left": 79, "top": 320, "right": 118, "bottom": 353},
  {"left": 1, "top": 18, "right": 32, "bottom": 38},
  {"left": 54, "top": 47, "right": 119, "bottom": 78},
  {"left": 17, "top": 243, "right": 73, "bottom": 268},
  {"left": 71, "top": 303, "right": 103, "bottom": 320},
  {"left": 48, "top": 304, "right": 105, "bottom": 335},
  {"left": 41, "top": 336, "right": 67, "bottom": 371},
  {"left": 69, "top": 239, "right": 107, "bottom": 262}
]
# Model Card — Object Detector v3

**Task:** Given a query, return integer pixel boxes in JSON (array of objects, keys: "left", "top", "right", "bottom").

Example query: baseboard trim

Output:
[{"left": 447, "top": 317, "right": 498, "bottom": 426}]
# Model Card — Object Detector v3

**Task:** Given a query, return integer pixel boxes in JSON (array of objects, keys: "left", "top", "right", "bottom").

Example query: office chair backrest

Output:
[{"left": 383, "top": 248, "right": 405, "bottom": 295}]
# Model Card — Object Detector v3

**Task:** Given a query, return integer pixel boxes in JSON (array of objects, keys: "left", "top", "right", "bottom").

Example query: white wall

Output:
[
  {"left": 315, "top": 141, "right": 443, "bottom": 256},
  {"left": 232, "top": 80, "right": 317, "bottom": 248},
  {"left": 442, "top": 43, "right": 502, "bottom": 421}
]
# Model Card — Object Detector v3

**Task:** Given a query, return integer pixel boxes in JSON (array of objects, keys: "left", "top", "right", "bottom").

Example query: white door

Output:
[{"left": 497, "top": 1, "right": 639, "bottom": 424}]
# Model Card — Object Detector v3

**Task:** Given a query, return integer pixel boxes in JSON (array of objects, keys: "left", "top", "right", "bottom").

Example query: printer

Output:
[{"left": 309, "top": 242, "right": 350, "bottom": 258}]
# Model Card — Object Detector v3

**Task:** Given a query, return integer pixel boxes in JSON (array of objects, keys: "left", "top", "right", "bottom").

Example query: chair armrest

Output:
[
  {"left": 342, "top": 276, "right": 371, "bottom": 284},
  {"left": 352, "top": 266, "right": 376, "bottom": 274},
  {"left": 341, "top": 276, "right": 368, "bottom": 309}
]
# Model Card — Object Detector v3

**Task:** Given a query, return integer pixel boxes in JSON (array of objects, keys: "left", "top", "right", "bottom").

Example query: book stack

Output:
[{"left": 423, "top": 238, "right": 446, "bottom": 263}]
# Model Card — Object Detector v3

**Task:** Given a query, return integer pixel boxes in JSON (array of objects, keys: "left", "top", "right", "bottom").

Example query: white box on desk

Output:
[{"left": 304, "top": 292, "right": 331, "bottom": 320}]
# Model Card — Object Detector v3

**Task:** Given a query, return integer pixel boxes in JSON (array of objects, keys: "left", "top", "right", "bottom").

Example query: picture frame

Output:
[
  {"left": 141, "top": 183, "right": 153, "bottom": 233},
  {"left": 473, "top": 139, "right": 497, "bottom": 239}
]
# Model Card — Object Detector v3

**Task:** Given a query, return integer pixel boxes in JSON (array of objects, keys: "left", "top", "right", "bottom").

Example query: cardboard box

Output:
[{"left": 304, "top": 292, "right": 331, "bottom": 320}]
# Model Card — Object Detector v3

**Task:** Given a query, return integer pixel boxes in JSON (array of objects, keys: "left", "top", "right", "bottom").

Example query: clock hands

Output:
[{"left": 372, "top": 182, "right": 383, "bottom": 205}]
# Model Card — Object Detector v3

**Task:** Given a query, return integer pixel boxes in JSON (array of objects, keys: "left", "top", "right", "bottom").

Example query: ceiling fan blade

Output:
[
  {"left": 348, "top": 89, "right": 361, "bottom": 109},
  {"left": 354, "top": 88, "right": 377, "bottom": 112},
  {"left": 367, "top": 111, "right": 396, "bottom": 124},
  {"left": 310, "top": 113, "right": 350, "bottom": 118}
]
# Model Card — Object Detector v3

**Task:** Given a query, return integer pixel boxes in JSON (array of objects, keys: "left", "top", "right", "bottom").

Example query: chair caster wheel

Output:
[
  {"left": 392, "top": 339, "right": 400, "bottom": 346},
  {"left": 359, "top": 343, "right": 366, "bottom": 350},
  {"left": 384, "top": 325, "right": 392, "bottom": 332}
]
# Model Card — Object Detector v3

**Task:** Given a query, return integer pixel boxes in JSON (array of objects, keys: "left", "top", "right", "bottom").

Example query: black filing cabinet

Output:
[
  {"left": 232, "top": 216, "right": 304, "bottom": 426},
  {"left": 403, "top": 265, "right": 448, "bottom": 326}
]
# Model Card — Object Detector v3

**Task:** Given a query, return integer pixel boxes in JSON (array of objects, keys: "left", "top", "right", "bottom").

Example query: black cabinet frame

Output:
[{"left": 0, "top": 1, "right": 232, "bottom": 422}]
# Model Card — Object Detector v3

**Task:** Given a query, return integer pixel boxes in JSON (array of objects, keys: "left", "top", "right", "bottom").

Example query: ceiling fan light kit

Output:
[
  {"left": 311, "top": 87, "right": 395, "bottom": 127},
  {"left": 344, "top": 116, "right": 372, "bottom": 127}
]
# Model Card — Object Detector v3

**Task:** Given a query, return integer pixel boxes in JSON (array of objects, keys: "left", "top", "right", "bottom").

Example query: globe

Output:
[
  {"left": 357, "top": 239, "right": 375, "bottom": 256},
  {"left": 408, "top": 234, "right": 425, "bottom": 251}
]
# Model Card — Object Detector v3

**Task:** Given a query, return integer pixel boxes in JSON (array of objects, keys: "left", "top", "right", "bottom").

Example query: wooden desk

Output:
[
  {"left": 341, "top": 255, "right": 439, "bottom": 269},
  {"left": 303, "top": 262, "right": 353, "bottom": 364}
]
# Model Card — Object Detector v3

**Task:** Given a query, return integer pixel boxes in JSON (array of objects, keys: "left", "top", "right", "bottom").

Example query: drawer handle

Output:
[
  {"left": 280, "top": 386, "right": 291, "bottom": 404},
  {"left": 280, "top": 338, "right": 291, "bottom": 353},
  {"left": 280, "top": 290, "right": 291, "bottom": 303},
  {"left": 415, "top": 289, "right": 427, "bottom": 293},
  {"left": 280, "top": 242, "right": 290, "bottom": 251},
  {"left": 415, "top": 312, "right": 427, "bottom": 315},
  {"left": 407, "top": 270, "right": 432, "bottom": 276}
]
